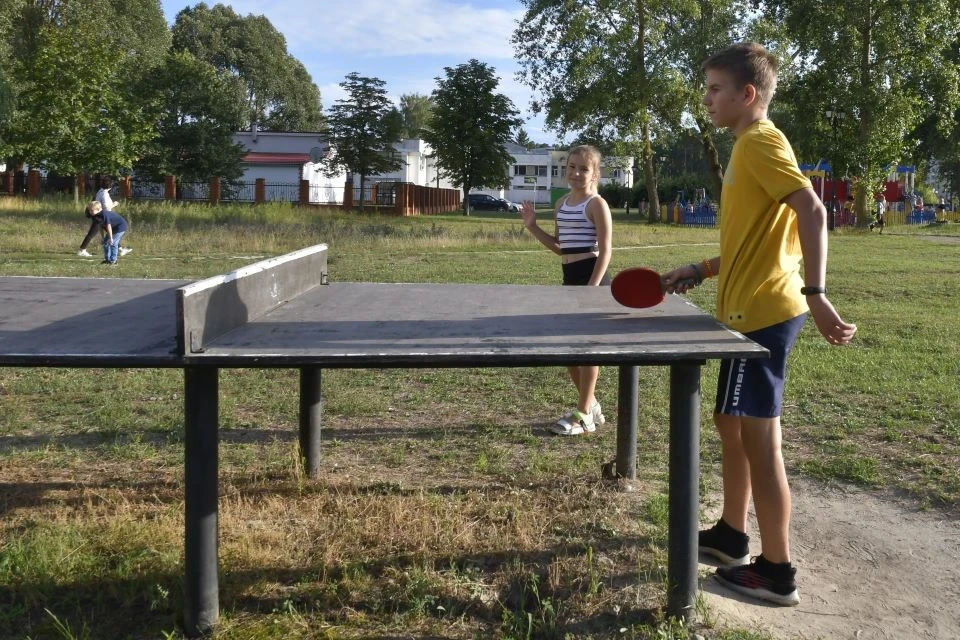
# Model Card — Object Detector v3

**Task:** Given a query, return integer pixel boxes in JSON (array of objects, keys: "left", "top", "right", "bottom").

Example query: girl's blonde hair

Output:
[
  {"left": 85, "top": 201, "right": 102, "bottom": 217},
  {"left": 568, "top": 144, "right": 602, "bottom": 184}
]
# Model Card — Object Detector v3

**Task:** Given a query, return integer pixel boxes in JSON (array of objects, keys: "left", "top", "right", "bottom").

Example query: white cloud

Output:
[{"left": 224, "top": 0, "right": 522, "bottom": 59}]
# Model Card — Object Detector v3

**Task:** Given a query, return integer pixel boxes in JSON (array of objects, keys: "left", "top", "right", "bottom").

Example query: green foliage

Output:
[
  {"left": 398, "top": 92, "right": 434, "bottom": 139},
  {"left": 135, "top": 50, "right": 246, "bottom": 182},
  {"left": 423, "top": 59, "right": 522, "bottom": 211},
  {"left": 514, "top": 128, "right": 533, "bottom": 149},
  {"left": 761, "top": 0, "right": 960, "bottom": 221},
  {"left": 1, "top": 0, "right": 161, "bottom": 177},
  {"left": 512, "top": 0, "right": 703, "bottom": 222},
  {"left": 170, "top": 2, "right": 323, "bottom": 131},
  {"left": 323, "top": 72, "right": 404, "bottom": 203}
]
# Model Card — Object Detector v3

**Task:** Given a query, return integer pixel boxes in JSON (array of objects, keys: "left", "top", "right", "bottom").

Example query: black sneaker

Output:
[
  {"left": 699, "top": 518, "right": 749, "bottom": 565},
  {"left": 715, "top": 555, "right": 800, "bottom": 606}
]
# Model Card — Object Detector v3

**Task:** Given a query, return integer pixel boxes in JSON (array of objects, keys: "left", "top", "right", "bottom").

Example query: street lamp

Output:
[{"left": 825, "top": 107, "right": 846, "bottom": 231}]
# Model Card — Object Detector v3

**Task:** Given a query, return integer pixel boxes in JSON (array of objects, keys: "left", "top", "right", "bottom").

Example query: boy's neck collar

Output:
[{"left": 732, "top": 114, "right": 769, "bottom": 137}]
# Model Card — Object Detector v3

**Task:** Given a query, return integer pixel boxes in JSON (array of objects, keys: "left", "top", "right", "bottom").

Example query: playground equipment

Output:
[
  {"left": 675, "top": 187, "right": 717, "bottom": 226},
  {"left": 658, "top": 188, "right": 717, "bottom": 226}
]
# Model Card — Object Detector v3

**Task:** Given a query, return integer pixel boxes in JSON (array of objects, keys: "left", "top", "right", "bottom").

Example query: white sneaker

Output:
[
  {"left": 559, "top": 402, "right": 605, "bottom": 430},
  {"left": 77, "top": 249, "right": 92, "bottom": 257},
  {"left": 119, "top": 247, "right": 133, "bottom": 256},
  {"left": 550, "top": 409, "right": 596, "bottom": 436}
]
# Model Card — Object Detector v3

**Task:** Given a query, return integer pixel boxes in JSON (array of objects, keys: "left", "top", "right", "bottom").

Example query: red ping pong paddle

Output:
[{"left": 611, "top": 267, "right": 696, "bottom": 308}]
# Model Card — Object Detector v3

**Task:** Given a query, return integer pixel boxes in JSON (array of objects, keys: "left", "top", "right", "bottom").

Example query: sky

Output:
[{"left": 159, "top": 0, "right": 561, "bottom": 145}]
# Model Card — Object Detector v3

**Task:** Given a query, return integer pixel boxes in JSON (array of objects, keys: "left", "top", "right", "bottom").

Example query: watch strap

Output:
[{"left": 801, "top": 286, "right": 827, "bottom": 295}]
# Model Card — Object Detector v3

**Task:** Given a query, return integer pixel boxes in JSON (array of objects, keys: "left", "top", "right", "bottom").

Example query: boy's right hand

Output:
[
  {"left": 662, "top": 265, "right": 699, "bottom": 294},
  {"left": 519, "top": 201, "right": 537, "bottom": 228}
]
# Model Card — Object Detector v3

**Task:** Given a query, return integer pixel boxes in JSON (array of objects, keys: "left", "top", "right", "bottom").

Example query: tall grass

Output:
[{"left": 1, "top": 198, "right": 958, "bottom": 638}]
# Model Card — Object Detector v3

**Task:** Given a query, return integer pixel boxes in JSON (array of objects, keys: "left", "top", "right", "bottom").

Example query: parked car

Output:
[{"left": 465, "top": 193, "right": 520, "bottom": 212}]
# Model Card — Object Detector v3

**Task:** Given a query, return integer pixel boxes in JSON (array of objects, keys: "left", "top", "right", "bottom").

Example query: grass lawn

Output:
[{"left": 1, "top": 197, "right": 958, "bottom": 639}]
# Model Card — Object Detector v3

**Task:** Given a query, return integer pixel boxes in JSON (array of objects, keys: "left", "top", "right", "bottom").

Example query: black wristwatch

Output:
[{"left": 800, "top": 286, "right": 826, "bottom": 295}]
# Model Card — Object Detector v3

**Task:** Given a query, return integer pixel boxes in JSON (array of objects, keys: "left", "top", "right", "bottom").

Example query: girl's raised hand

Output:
[{"left": 519, "top": 201, "right": 537, "bottom": 227}]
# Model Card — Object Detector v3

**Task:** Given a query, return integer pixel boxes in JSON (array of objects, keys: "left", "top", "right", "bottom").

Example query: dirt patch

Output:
[{"left": 701, "top": 477, "right": 960, "bottom": 639}]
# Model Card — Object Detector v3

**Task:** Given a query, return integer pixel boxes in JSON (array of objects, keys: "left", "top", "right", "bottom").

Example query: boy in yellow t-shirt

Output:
[{"left": 664, "top": 42, "right": 857, "bottom": 607}]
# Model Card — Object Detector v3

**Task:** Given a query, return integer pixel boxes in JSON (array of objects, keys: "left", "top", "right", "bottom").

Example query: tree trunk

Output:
[
  {"left": 463, "top": 184, "right": 470, "bottom": 215},
  {"left": 643, "top": 121, "right": 660, "bottom": 223},
  {"left": 854, "top": 3, "right": 873, "bottom": 227},
  {"left": 695, "top": 115, "right": 724, "bottom": 201},
  {"left": 359, "top": 174, "right": 366, "bottom": 209}
]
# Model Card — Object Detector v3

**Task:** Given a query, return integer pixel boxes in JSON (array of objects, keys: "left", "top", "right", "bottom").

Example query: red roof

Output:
[{"left": 242, "top": 152, "right": 310, "bottom": 165}]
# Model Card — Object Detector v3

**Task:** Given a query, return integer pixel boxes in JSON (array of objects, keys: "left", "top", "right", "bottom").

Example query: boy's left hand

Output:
[{"left": 807, "top": 295, "right": 857, "bottom": 345}]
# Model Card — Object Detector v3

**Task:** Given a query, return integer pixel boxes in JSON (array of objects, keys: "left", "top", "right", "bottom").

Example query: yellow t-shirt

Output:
[{"left": 717, "top": 120, "right": 811, "bottom": 333}]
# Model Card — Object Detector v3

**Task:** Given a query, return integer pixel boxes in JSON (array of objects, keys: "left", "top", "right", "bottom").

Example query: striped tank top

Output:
[{"left": 557, "top": 194, "right": 599, "bottom": 254}]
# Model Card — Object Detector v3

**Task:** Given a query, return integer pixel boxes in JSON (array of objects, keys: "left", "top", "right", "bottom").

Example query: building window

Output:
[
  {"left": 551, "top": 166, "right": 558, "bottom": 177},
  {"left": 537, "top": 165, "right": 547, "bottom": 177},
  {"left": 514, "top": 165, "right": 526, "bottom": 176}
]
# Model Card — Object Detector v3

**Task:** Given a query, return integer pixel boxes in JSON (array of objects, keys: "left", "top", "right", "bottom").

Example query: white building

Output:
[
  {"left": 231, "top": 129, "right": 634, "bottom": 206},
  {"left": 232, "top": 129, "right": 346, "bottom": 203},
  {"left": 472, "top": 143, "right": 635, "bottom": 206},
  {"left": 232, "top": 130, "right": 456, "bottom": 204}
]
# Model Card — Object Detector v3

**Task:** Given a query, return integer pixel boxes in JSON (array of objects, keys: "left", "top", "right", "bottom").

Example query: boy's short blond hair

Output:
[
  {"left": 702, "top": 42, "right": 778, "bottom": 107},
  {"left": 85, "top": 201, "right": 102, "bottom": 218}
]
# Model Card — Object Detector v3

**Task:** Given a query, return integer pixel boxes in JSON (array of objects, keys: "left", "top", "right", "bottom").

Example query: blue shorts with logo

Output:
[{"left": 715, "top": 313, "right": 807, "bottom": 418}]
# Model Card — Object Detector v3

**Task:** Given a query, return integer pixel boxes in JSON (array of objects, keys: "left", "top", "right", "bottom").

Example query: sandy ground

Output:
[{"left": 700, "top": 477, "right": 960, "bottom": 639}]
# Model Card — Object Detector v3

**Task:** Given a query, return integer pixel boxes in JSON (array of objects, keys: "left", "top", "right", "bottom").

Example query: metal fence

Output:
[
  {"left": 220, "top": 181, "right": 255, "bottom": 203},
  {"left": 263, "top": 182, "right": 299, "bottom": 202},
  {"left": 131, "top": 179, "right": 165, "bottom": 201}
]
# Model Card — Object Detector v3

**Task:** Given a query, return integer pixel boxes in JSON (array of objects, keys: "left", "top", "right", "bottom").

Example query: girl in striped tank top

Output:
[{"left": 518, "top": 145, "right": 613, "bottom": 435}]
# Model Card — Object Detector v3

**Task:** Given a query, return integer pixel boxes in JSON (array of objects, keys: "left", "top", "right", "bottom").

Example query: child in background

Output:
[
  {"left": 85, "top": 201, "right": 130, "bottom": 265},
  {"left": 518, "top": 145, "right": 613, "bottom": 435},
  {"left": 78, "top": 177, "right": 132, "bottom": 257}
]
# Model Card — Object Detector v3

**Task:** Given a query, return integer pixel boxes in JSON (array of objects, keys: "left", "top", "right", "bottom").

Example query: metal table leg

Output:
[
  {"left": 299, "top": 367, "right": 322, "bottom": 478},
  {"left": 184, "top": 366, "right": 219, "bottom": 637},
  {"left": 667, "top": 362, "right": 701, "bottom": 620},
  {"left": 615, "top": 365, "right": 639, "bottom": 479}
]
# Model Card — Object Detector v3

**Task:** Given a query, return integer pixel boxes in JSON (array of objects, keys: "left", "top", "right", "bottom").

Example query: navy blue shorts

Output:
[
  {"left": 715, "top": 314, "right": 807, "bottom": 418},
  {"left": 562, "top": 257, "right": 610, "bottom": 286}
]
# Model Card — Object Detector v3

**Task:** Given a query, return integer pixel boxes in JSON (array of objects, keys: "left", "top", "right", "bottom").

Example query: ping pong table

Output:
[{"left": 0, "top": 244, "right": 767, "bottom": 637}]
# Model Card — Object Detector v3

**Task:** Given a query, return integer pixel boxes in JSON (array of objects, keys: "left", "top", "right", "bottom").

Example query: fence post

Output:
[
  {"left": 343, "top": 180, "right": 353, "bottom": 209},
  {"left": 165, "top": 175, "right": 177, "bottom": 201},
  {"left": 299, "top": 179, "right": 310, "bottom": 206},
  {"left": 254, "top": 178, "right": 266, "bottom": 204},
  {"left": 209, "top": 177, "right": 221, "bottom": 205},
  {"left": 27, "top": 170, "right": 41, "bottom": 198}
]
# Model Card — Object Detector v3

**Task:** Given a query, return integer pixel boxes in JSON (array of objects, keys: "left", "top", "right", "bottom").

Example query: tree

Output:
[
  {"left": 171, "top": 3, "right": 323, "bottom": 131},
  {"left": 398, "top": 93, "right": 434, "bottom": 139},
  {"left": 423, "top": 59, "right": 521, "bottom": 215},
  {"left": 513, "top": 0, "right": 693, "bottom": 223},
  {"left": 514, "top": 128, "right": 533, "bottom": 149},
  {"left": 1, "top": 0, "right": 161, "bottom": 201},
  {"left": 0, "top": 1, "right": 25, "bottom": 140},
  {"left": 758, "top": 0, "right": 960, "bottom": 225},
  {"left": 135, "top": 50, "right": 246, "bottom": 183},
  {"left": 323, "top": 73, "right": 404, "bottom": 208},
  {"left": 661, "top": 0, "right": 753, "bottom": 202}
]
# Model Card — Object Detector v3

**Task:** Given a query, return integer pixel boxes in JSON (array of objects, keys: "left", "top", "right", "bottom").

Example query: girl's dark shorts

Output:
[
  {"left": 715, "top": 313, "right": 807, "bottom": 418},
  {"left": 562, "top": 256, "right": 610, "bottom": 286}
]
